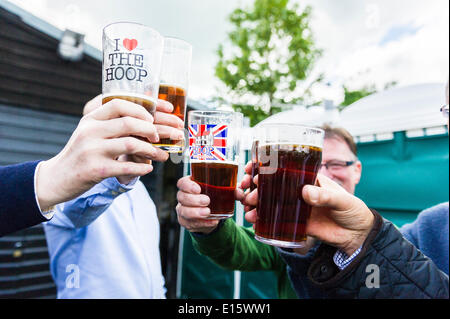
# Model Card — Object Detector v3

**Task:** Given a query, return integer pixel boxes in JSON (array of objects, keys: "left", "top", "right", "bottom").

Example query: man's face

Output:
[{"left": 319, "top": 137, "right": 362, "bottom": 195}]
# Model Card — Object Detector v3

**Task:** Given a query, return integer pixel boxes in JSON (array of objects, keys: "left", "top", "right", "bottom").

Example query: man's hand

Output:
[
  {"left": 175, "top": 176, "right": 246, "bottom": 234},
  {"left": 238, "top": 161, "right": 257, "bottom": 213},
  {"left": 36, "top": 98, "right": 163, "bottom": 211},
  {"left": 115, "top": 98, "right": 185, "bottom": 184},
  {"left": 176, "top": 176, "right": 219, "bottom": 234},
  {"left": 301, "top": 175, "right": 374, "bottom": 255},
  {"left": 243, "top": 173, "right": 374, "bottom": 256},
  {"left": 153, "top": 98, "right": 185, "bottom": 142},
  {"left": 82, "top": 95, "right": 185, "bottom": 185}
]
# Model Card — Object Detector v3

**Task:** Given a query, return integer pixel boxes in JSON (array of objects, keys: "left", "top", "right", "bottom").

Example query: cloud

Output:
[
  {"left": 6, "top": 0, "right": 449, "bottom": 102},
  {"left": 299, "top": 0, "right": 449, "bottom": 99},
  {"left": 334, "top": 24, "right": 448, "bottom": 92}
]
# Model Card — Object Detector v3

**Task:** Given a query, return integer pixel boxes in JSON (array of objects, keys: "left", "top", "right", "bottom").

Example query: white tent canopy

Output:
[
  {"left": 247, "top": 82, "right": 447, "bottom": 147},
  {"left": 340, "top": 82, "right": 447, "bottom": 140},
  {"left": 255, "top": 104, "right": 338, "bottom": 128}
]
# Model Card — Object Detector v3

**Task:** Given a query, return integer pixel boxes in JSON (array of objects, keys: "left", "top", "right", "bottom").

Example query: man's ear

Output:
[{"left": 353, "top": 160, "right": 362, "bottom": 185}]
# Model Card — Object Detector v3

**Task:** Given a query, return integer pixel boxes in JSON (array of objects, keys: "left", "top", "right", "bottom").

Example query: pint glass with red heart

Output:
[{"left": 101, "top": 22, "right": 164, "bottom": 116}]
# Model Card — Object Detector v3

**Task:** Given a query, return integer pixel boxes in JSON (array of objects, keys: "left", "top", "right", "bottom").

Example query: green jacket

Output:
[{"left": 190, "top": 218, "right": 298, "bottom": 299}]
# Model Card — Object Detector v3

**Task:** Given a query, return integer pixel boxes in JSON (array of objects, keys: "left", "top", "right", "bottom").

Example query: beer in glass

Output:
[
  {"left": 188, "top": 111, "right": 243, "bottom": 219},
  {"left": 154, "top": 37, "right": 192, "bottom": 153},
  {"left": 254, "top": 124, "right": 324, "bottom": 248},
  {"left": 250, "top": 139, "right": 259, "bottom": 192}
]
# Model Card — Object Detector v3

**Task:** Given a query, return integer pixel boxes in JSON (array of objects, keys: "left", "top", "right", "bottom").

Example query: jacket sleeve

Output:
[
  {"left": 190, "top": 218, "right": 285, "bottom": 272},
  {"left": 306, "top": 210, "right": 449, "bottom": 299},
  {"left": 0, "top": 161, "right": 47, "bottom": 237}
]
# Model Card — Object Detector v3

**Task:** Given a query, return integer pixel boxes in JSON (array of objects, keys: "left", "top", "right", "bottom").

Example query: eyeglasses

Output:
[
  {"left": 320, "top": 160, "right": 355, "bottom": 172},
  {"left": 440, "top": 104, "right": 449, "bottom": 118}
]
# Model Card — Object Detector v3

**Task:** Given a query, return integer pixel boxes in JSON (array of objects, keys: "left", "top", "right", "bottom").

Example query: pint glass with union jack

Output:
[{"left": 188, "top": 111, "right": 243, "bottom": 219}]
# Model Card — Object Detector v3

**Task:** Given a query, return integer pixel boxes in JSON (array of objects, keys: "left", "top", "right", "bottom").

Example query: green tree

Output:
[
  {"left": 215, "top": 0, "right": 321, "bottom": 126},
  {"left": 339, "top": 85, "right": 377, "bottom": 109},
  {"left": 339, "top": 81, "right": 397, "bottom": 110}
]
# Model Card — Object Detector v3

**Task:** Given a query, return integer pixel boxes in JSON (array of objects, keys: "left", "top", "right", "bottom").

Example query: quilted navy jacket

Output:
[{"left": 280, "top": 210, "right": 449, "bottom": 299}]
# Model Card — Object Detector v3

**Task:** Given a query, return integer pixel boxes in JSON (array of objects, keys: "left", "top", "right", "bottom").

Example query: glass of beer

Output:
[
  {"left": 188, "top": 110, "right": 243, "bottom": 219},
  {"left": 250, "top": 138, "right": 259, "bottom": 192},
  {"left": 102, "top": 22, "right": 164, "bottom": 117},
  {"left": 254, "top": 124, "right": 324, "bottom": 248},
  {"left": 246, "top": 136, "right": 259, "bottom": 212},
  {"left": 153, "top": 37, "right": 192, "bottom": 153}
]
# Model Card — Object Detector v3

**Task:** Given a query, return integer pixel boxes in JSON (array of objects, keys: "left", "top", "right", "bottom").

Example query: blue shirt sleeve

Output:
[{"left": 47, "top": 177, "right": 138, "bottom": 229}]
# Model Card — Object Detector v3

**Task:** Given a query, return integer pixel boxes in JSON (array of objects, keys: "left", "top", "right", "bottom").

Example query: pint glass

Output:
[
  {"left": 102, "top": 22, "right": 164, "bottom": 116},
  {"left": 153, "top": 37, "right": 192, "bottom": 153},
  {"left": 254, "top": 124, "right": 324, "bottom": 248},
  {"left": 188, "top": 111, "right": 243, "bottom": 219},
  {"left": 250, "top": 138, "right": 259, "bottom": 192}
]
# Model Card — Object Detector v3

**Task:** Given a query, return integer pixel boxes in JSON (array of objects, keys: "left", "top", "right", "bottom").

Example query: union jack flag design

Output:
[{"left": 189, "top": 124, "right": 228, "bottom": 161}]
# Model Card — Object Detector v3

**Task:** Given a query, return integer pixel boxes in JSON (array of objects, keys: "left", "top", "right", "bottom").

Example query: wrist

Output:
[
  {"left": 341, "top": 208, "right": 375, "bottom": 256},
  {"left": 117, "top": 176, "right": 138, "bottom": 185},
  {"left": 191, "top": 225, "right": 219, "bottom": 235},
  {"left": 35, "top": 157, "right": 67, "bottom": 211},
  {"left": 35, "top": 160, "right": 54, "bottom": 211},
  {"left": 191, "top": 219, "right": 225, "bottom": 237}
]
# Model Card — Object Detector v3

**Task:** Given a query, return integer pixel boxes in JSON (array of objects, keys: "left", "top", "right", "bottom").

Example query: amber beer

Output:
[
  {"left": 191, "top": 161, "right": 238, "bottom": 219},
  {"left": 102, "top": 93, "right": 156, "bottom": 116},
  {"left": 155, "top": 37, "right": 192, "bottom": 152},
  {"left": 255, "top": 144, "right": 322, "bottom": 246},
  {"left": 102, "top": 94, "right": 156, "bottom": 147},
  {"left": 154, "top": 84, "right": 187, "bottom": 152}
]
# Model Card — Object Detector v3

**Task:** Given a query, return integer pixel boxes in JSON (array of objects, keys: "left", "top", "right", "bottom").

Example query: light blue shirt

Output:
[{"left": 44, "top": 177, "right": 166, "bottom": 299}]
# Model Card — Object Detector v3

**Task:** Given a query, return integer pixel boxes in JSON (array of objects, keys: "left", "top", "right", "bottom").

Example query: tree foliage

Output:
[
  {"left": 339, "top": 85, "right": 377, "bottom": 109},
  {"left": 339, "top": 81, "right": 397, "bottom": 110},
  {"left": 215, "top": 0, "right": 321, "bottom": 126}
]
